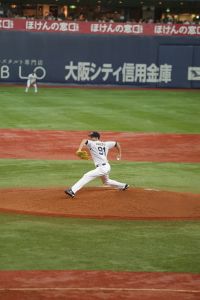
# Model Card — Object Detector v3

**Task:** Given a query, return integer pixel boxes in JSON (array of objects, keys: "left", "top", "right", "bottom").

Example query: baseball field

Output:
[{"left": 0, "top": 85, "right": 200, "bottom": 299}]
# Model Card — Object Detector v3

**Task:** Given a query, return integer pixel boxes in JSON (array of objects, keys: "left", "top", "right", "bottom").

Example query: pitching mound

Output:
[{"left": 0, "top": 187, "right": 199, "bottom": 220}]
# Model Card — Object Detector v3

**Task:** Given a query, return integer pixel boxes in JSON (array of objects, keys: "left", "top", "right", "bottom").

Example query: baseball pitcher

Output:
[{"left": 65, "top": 131, "right": 129, "bottom": 198}]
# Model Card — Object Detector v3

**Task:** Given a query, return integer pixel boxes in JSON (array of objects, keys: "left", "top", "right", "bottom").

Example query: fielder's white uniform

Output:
[
  {"left": 71, "top": 139, "right": 126, "bottom": 193},
  {"left": 25, "top": 72, "right": 38, "bottom": 93}
]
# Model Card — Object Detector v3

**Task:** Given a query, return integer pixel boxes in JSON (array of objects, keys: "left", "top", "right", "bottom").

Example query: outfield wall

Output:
[{"left": 0, "top": 31, "right": 200, "bottom": 88}]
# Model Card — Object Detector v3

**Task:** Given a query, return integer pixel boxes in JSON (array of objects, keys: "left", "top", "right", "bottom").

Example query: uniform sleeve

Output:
[
  {"left": 85, "top": 140, "right": 90, "bottom": 147},
  {"left": 105, "top": 141, "right": 116, "bottom": 149}
]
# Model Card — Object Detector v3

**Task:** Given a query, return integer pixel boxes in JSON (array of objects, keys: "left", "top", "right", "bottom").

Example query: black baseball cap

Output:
[{"left": 88, "top": 131, "right": 100, "bottom": 139}]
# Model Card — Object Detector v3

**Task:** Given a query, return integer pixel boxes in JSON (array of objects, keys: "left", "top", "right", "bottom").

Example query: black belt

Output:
[{"left": 96, "top": 163, "right": 106, "bottom": 167}]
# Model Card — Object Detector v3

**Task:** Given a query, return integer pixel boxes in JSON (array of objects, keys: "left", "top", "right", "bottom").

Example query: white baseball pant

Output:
[
  {"left": 25, "top": 80, "right": 38, "bottom": 92},
  {"left": 71, "top": 163, "right": 126, "bottom": 193}
]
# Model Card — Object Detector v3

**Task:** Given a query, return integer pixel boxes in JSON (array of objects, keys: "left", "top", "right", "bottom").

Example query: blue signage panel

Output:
[
  {"left": 158, "top": 45, "right": 194, "bottom": 88},
  {"left": 0, "top": 31, "right": 200, "bottom": 88}
]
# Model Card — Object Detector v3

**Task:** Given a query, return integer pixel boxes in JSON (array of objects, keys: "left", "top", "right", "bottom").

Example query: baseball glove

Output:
[{"left": 76, "top": 150, "right": 89, "bottom": 160}]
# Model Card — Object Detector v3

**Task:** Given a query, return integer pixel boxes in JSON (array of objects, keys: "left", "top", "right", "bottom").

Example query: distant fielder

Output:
[
  {"left": 65, "top": 131, "right": 129, "bottom": 198},
  {"left": 25, "top": 71, "right": 38, "bottom": 93}
]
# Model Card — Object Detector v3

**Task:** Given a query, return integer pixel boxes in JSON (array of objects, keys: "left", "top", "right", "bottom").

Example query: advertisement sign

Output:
[
  {"left": 1, "top": 18, "right": 200, "bottom": 37},
  {"left": 0, "top": 30, "right": 200, "bottom": 88}
]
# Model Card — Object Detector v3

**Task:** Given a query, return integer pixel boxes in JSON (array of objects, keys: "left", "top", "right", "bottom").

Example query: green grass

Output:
[
  {"left": 0, "top": 86, "right": 200, "bottom": 274},
  {"left": 0, "top": 159, "right": 200, "bottom": 193},
  {"left": 0, "top": 86, "right": 199, "bottom": 133},
  {"left": 0, "top": 213, "right": 199, "bottom": 273}
]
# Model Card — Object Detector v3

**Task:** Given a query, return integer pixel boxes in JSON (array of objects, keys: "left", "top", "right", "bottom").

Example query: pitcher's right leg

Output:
[{"left": 101, "top": 174, "right": 129, "bottom": 190}]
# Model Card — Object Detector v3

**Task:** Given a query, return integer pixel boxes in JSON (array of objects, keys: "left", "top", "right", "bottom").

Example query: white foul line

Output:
[{"left": 0, "top": 287, "right": 199, "bottom": 294}]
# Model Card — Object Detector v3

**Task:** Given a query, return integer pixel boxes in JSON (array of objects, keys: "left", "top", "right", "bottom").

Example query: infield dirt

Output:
[{"left": 0, "top": 129, "right": 200, "bottom": 162}]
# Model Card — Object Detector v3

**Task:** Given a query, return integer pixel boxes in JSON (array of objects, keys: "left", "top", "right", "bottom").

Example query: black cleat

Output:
[
  {"left": 123, "top": 184, "right": 129, "bottom": 191},
  {"left": 65, "top": 189, "right": 75, "bottom": 198}
]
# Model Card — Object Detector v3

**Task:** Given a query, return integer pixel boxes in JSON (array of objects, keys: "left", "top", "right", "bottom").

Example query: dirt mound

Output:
[{"left": 0, "top": 188, "right": 199, "bottom": 220}]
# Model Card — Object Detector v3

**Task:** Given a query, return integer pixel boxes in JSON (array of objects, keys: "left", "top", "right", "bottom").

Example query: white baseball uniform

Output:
[
  {"left": 25, "top": 73, "right": 38, "bottom": 93},
  {"left": 71, "top": 139, "right": 126, "bottom": 193}
]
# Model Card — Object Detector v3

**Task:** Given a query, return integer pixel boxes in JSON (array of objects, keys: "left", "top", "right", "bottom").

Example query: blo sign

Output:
[{"left": 0, "top": 66, "right": 46, "bottom": 80}]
